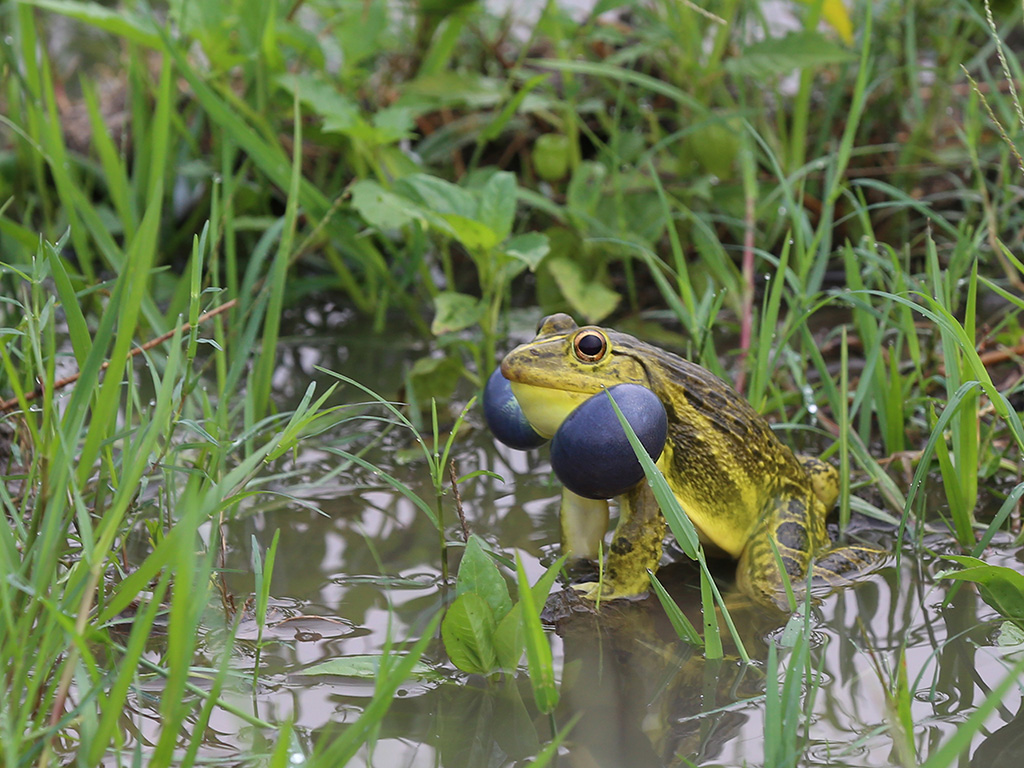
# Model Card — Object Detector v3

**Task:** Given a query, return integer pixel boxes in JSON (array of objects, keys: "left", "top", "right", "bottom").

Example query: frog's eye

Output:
[{"left": 572, "top": 330, "right": 608, "bottom": 363}]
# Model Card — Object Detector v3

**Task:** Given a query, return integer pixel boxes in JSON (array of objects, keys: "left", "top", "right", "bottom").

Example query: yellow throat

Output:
[{"left": 508, "top": 381, "right": 594, "bottom": 439}]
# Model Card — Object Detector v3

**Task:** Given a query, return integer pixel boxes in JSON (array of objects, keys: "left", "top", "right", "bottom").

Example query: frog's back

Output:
[{"left": 609, "top": 333, "right": 810, "bottom": 557}]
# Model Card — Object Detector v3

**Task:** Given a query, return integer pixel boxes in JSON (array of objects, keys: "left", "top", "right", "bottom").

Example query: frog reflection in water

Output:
[{"left": 490, "top": 313, "right": 877, "bottom": 607}]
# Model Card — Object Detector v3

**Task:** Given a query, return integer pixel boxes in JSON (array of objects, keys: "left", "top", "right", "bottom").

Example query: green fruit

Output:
[{"left": 533, "top": 134, "right": 571, "bottom": 181}]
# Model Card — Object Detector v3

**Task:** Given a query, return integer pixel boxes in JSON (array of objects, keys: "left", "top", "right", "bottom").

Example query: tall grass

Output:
[{"left": 0, "top": 8, "right": 446, "bottom": 763}]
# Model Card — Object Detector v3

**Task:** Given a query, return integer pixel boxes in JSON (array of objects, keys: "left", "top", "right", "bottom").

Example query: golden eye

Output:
[{"left": 573, "top": 330, "right": 607, "bottom": 362}]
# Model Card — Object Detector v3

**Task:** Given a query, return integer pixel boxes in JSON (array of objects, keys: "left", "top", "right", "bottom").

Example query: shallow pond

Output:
[{"left": 131, "top": 311, "right": 1024, "bottom": 767}]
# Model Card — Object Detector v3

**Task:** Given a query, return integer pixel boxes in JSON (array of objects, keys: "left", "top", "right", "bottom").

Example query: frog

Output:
[{"left": 496, "top": 313, "right": 875, "bottom": 606}]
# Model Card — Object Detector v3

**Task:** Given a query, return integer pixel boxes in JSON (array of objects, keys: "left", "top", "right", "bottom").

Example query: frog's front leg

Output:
[
  {"left": 560, "top": 488, "right": 609, "bottom": 560},
  {"left": 572, "top": 483, "right": 666, "bottom": 601}
]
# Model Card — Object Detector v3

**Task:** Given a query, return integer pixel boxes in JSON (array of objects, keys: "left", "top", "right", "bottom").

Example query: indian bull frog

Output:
[{"left": 492, "top": 313, "right": 874, "bottom": 606}]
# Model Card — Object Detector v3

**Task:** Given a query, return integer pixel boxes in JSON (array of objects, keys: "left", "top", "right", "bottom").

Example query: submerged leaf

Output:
[{"left": 299, "top": 655, "right": 439, "bottom": 680}]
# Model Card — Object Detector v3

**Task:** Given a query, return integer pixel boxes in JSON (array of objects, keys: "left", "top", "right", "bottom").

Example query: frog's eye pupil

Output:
[{"left": 574, "top": 331, "right": 607, "bottom": 362}]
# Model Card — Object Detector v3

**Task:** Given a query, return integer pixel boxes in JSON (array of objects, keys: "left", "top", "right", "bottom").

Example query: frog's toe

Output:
[{"left": 569, "top": 581, "right": 605, "bottom": 601}]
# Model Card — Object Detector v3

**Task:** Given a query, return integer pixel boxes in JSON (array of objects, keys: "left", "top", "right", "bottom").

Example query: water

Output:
[{"left": 118, "top": 316, "right": 1024, "bottom": 766}]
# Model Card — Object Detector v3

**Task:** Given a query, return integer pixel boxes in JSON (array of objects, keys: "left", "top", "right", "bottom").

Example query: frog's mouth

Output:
[{"left": 507, "top": 381, "right": 594, "bottom": 439}]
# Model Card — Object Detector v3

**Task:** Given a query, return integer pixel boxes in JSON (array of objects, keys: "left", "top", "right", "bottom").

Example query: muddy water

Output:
[{"left": 147, "top": 314, "right": 1024, "bottom": 766}]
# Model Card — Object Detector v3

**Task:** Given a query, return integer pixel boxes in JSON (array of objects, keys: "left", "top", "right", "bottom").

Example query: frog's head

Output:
[{"left": 500, "top": 313, "right": 655, "bottom": 438}]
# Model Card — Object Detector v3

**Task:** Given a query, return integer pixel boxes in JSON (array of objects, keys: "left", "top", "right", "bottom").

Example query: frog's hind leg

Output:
[
  {"left": 572, "top": 483, "right": 665, "bottom": 601},
  {"left": 737, "top": 485, "right": 830, "bottom": 606},
  {"left": 794, "top": 456, "right": 887, "bottom": 588}
]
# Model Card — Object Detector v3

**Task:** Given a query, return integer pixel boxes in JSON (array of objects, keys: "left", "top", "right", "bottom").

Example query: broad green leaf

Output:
[
  {"left": 998, "top": 621, "right": 1024, "bottom": 647},
  {"left": 939, "top": 555, "right": 1024, "bottom": 627},
  {"left": 438, "top": 213, "right": 501, "bottom": 252},
  {"left": 682, "top": 119, "right": 741, "bottom": 179},
  {"left": 283, "top": 73, "right": 407, "bottom": 145},
  {"left": 493, "top": 602, "right": 526, "bottom": 671},
  {"left": 725, "top": 31, "right": 856, "bottom": 78},
  {"left": 349, "top": 180, "right": 424, "bottom": 231},
  {"left": 516, "top": 556, "right": 558, "bottom": 713},
  {"left": 299, "top": 655, "right": 439, "bottom": 680},
  {"left": 396, "top": 174, "right": 478, "bottom": 220},
  {"left": 442, "top": 592, "right": 498, "bottom": 675},
  {"left": 169, "top": 0, "right": 227, "bottom": 38},
  {"left": 371, "top": 106, "right": 415, "bottom": 144},
  {"left": 335, "top": 0, "right": 388, "bottom": 71},
  {"left": 398, "top": 72, "right": 510, "bottom": 111},
  {"left": 545, "top": 256, "right": 619, "bottom": 324},
  {"left": 532, "top": 133, "right": 571, "bottom": 181},
  {"left": 431, "top": 291, "right": 486, "bottom": 336},
  {"left": 457, "top": 535, "right": 513, "bottom": 621},
  {"left": 278, "top": 74, "right": 368, "bottom": 136},
  {"left": 476, "top": 171, "right": 518, "bottom": 243},
  {"left": 504, "top": 232, "right": 550, "bottom": 271},
  {"left": 273, "top": 20, "right": 326, "bottom": 72},
  {"left": 494, "top": 556, "right": 565, "bottom": 672}
]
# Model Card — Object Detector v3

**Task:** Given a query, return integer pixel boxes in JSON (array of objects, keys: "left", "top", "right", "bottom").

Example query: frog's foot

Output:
[
  {"left": 812, "top": 542, "right": 889, "bottom": 587},
  {"left": 569, "top": 577, "right": 650, "bottom": 602}
]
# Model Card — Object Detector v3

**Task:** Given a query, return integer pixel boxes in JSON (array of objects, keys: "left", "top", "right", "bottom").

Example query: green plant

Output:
[
  {"left": 349, "top": 170, "right": 550, "bottom": 376},
  {"left": 320, "top": 372, "right": 486, "bottom": 582},
  {"left": 441, "top": 535, "right": 562, "bottom": 681},
  {"left": 0, "top": 234, "right": 343, "bottom": 763}
]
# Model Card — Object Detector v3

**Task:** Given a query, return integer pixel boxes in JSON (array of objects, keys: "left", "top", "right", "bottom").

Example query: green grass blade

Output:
[
  {"left": 648, "top": 570, "right": 703, "bottom": 646},
  {"left": 516, "top": 554, "right": 559, "bottom": 714},
  {"left": 251, "top": 84, "right": 302, "bottom": 420}
]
